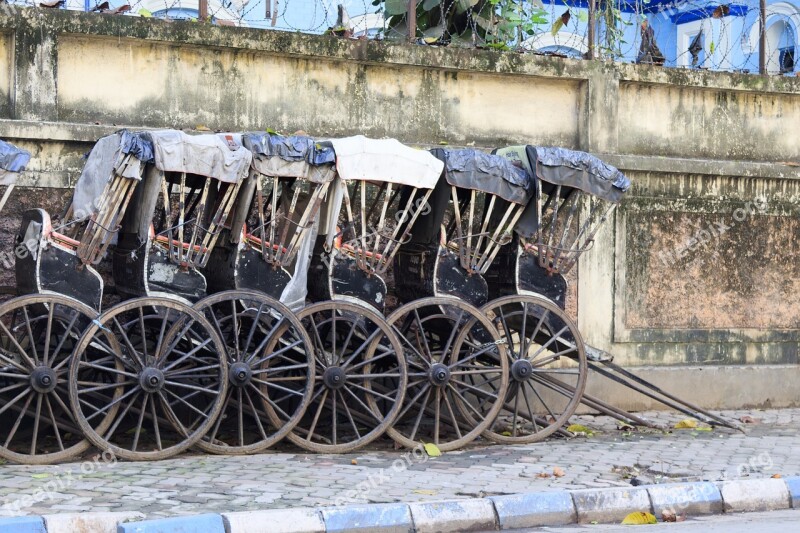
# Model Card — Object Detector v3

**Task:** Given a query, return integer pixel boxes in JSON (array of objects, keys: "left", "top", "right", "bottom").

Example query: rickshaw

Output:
[
  {"left": 288, "top": 135, "right": 443, "bottom": 452},
  {"left": 476, "top": 145, "right": 630, "bottom": 443},
  {"left": 15, "top": 130, "right": 151, "bottom": 311},
  {"left": 193, "top": 132, "right": 330, "bottom": 454},
  {"left": 386, "top": 148, "right": 532, "bottom": 451},
  {"left": 0, "top": 140, "right": 99, "bottom": 466},
  {"left": 9, "top": 130, "right": 250, "bottom": 462}
]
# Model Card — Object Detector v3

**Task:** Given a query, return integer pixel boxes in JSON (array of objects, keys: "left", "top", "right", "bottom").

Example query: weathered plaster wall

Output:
[
  {"left": 0, "top": 9, "right": 798, "bottom": 408},
  {"left": 56, "top": 34, "right": 582, "bottom": 147}
]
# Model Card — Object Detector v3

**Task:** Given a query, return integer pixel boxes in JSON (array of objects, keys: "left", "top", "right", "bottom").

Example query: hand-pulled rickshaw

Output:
[{"left": 3, "top": 129, "right": 735, "bottom": 466}]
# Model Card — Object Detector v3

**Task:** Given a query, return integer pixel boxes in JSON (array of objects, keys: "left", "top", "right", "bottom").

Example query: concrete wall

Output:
[{"left": 0, "top": 8, "right": 798, "bottom": 408}]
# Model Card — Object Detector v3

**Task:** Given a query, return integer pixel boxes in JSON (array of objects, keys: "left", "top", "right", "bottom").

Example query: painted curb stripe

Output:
[
  {"left": 645, "top": 481, "right": 723, "bottom": 516},
  {"left": 321, "top": 503, "right": 413, "bottom": 532},
  {"left": 117, "top": 513, "right": 225, "bottom": 533},
  {"left": 0, "top": 516, "right": 46, "bottom": 533},
  {"left": 489, "top": 491, "right": 576, "bottom": 529},
  {"left": 784, "top": 476, "right": 800, "bottom": 509},
  {"left": 11, "top": 476, "right": 800, "bottom": 532}
]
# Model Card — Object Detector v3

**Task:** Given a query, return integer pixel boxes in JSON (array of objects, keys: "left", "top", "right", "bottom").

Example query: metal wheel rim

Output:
[
  {"left": 287, "top": 300, "right": 407, "bottom": 453},
  {"left": 385, "top": 296, "right": 510, "bottom": 452},
  {"left": 478, "top": 294, "right": 588, "bottom": 444},
  {"left": 69, "top": 297, "right": 229, "bottom": 461},
  {"left": 193, "top": 290, "right": 315, "bottom": 455},
  {"left": 0, "top": 294, "right": 95, "bottom": 465}
]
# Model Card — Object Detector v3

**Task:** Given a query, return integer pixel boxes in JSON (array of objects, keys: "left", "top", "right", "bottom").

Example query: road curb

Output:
[
  {"left": 43, "top": 512, "right": 145, "bottom": 533},
  {"left": 717, "top": 478, "right": 791, "bottom": 513},
  {"left": 571, "top": 486, "right": 652, "bottom": 524},
  {"left": 646, "top": 481, "right": 723, "bottom": 517},
  {"left": 117, "top": 513, "right": 226, "bottom": 533},
  {"left": 784, "top": 476, "right": 800, "bottom": 509},
  {"left": 321, "top": 502, "right": 413, "bottom": 533},
  {"left": 6, "top": 476, "right": 800, "bottom": 532},
  {"left": 222, "top": 508, "right": 325, "bottom": 533},
  {"left": 488, "top": 491, "right": 576, "bottom": 529}
]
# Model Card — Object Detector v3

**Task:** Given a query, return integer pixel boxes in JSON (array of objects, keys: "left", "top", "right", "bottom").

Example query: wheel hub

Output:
[
  {"left": 229, "top": 362, "right": 252, "bottom": 387},
  {"left": 428, "top": 363, "right": 451, "bottom": 387},
  {"left": 511, "top": 359, "right": 533, "bottom": 382},
  {"left": 139, "top": 367, "right": 165, "bottom": 393},
  {"left": 323, "top": 366, "right": 347, "bottom": 390},
  {"left": 30, "top": 367, "right": 57, "bottom": 393}
]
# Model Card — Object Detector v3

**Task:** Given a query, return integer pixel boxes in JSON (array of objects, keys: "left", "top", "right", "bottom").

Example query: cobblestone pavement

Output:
[{"left": 1, "top": 408, "right": 798, "bottom": 518}]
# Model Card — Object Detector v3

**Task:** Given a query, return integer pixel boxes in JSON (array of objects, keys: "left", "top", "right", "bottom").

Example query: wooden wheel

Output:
[
  {"left": 288, "top": 301, "right": 406, "bottom": 453},
  {"left": 69, "top": 297, "right": 228, "bottom": 461},
  {"left": 193, "top": 290, "right": 314, "bottom": 454},
  {"left": 0, "top": 295, "right": 95, "bottom": 464},
  {"left": 385, "top": 297, "right": 509, "bottom": 451},
  {"left": 478, "top": 294, "right": 588, "bottom": 443}
]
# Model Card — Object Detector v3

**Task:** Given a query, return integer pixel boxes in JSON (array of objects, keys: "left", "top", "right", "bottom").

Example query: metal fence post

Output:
[
  {"left": 759, "top": 0, "right": 766, "bottom": 74},
  {"left": 407, "top": 0, "right": 416, "bottom": 43},
  {"left": 587, "top": 0, "right": 596, "bottom": 60},
  {"left": 200, "top": 0, "right": 209, "bottom": 21}
]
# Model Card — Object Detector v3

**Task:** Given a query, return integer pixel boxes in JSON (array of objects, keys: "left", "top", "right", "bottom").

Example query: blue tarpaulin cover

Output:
[
  {"left": 0, "top": 139, "right": 31, "bottom": 172},
  {"left": 438, "top": 148, "right": 533, "bottom": 204},
  {"left": 119, "top": 130, "right": 155, "bottom": 164},
  {"left": 243, "top": 133, "right": 336, "bottom": 166},
  {"left": 535, "top": 146, "right": 630, "bottom": 199}
]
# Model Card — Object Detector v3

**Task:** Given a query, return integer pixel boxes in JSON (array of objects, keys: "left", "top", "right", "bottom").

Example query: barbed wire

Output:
[{"left": 4, "top": 0, "right": 798, "bottom": 76}]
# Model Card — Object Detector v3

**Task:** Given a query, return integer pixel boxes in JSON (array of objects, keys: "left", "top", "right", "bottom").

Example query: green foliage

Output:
[
  {"left": 378, "top": 0, "right": 629, "bottom": 57},
  {"left": 383, "top": 0, "right": 550, "bottom": 47}
]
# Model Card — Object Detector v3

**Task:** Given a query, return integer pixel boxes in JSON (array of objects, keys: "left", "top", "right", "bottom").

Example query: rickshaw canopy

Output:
[
  {"left": 497, "top": 145, "right": 630, "bottom": 203},
  {"left": 329, "top": 136, "right": 443, "bottom": 189},
  {"left": 149, "top": 130, "right": 252, "bottom": 184},
  {"left": 438, "top": 148, "right": 533, "bottom": 205},
  {"left": 242, "top": 133, "right": 336, "bottom": 183},
  {"left": 0, "top": 139, "right": 31, "bottom": 186}
]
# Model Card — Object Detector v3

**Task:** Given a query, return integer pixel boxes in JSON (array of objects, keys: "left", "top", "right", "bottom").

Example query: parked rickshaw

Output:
[
  {"left": 3, "top": 128, "right": 733, "bottom": 466},
  {"left": 467, "top": 145, "right": 630, "bottom": 443},
  {"left": 287, "top": 135, "right": 443, "bottom": 452}
]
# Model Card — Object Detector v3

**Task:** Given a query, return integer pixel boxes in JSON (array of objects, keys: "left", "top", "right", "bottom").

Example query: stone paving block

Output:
[
  {"left": 321, "top": 503, "right": 413, "bottom": 533},
  {"left": 223, "top": 508, "right": 325, "bottom": 533},
  {"left": 646, "top": 482, "right": 723, "bottom": 517},
  {"left": 489, "top": 491, "right": 576, "bottom": 529},
  {"left": 44, "top": 512, "right": 144, "bottom": 533},
  {"left": 784, "top": 477, "right": 800, "bottom": 508},
  {"left": 571, "top": 487, "right": 652, "bottom": 524},
  {"left": 409, "top": 498, "right": 497, "bottom": 533},
  {"left": 718, "top": 479, "right": 791, "bottom": 512},
  {"left": 118, "top": 513, "right": 226, "bottom": 533},
  {"left": 0, "top": 516, "right": 46, "bottom": 533}
]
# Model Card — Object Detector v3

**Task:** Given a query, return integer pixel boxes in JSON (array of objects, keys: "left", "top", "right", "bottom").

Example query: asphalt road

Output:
[{"left": 505, "top": 509, "right": 800, "bottom": 532}]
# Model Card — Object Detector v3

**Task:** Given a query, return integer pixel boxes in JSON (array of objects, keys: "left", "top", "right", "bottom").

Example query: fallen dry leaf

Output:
[
  {"left": 423, "top": 442, "right": 442, "bottom": 457},
  {"left": 350, "top": 459, "right": 358, "bottom": 465},
  {"left": 621, "top": 511, "right": 657, "bottom": 525},
  {"left": 740, "top": 415, "right": 760, "bottom": 424},
  {"left": 536, "top": 472, "right": 551, "bottom": 478},
  {"left": 772, "top": 473, "right": 782, "bottom": 479},
  {"left": 674, "top": 418, "right": 698, "bottom": 429},
  {"left": 553, "top": 467, "right": 566, "bottom": 478}
]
